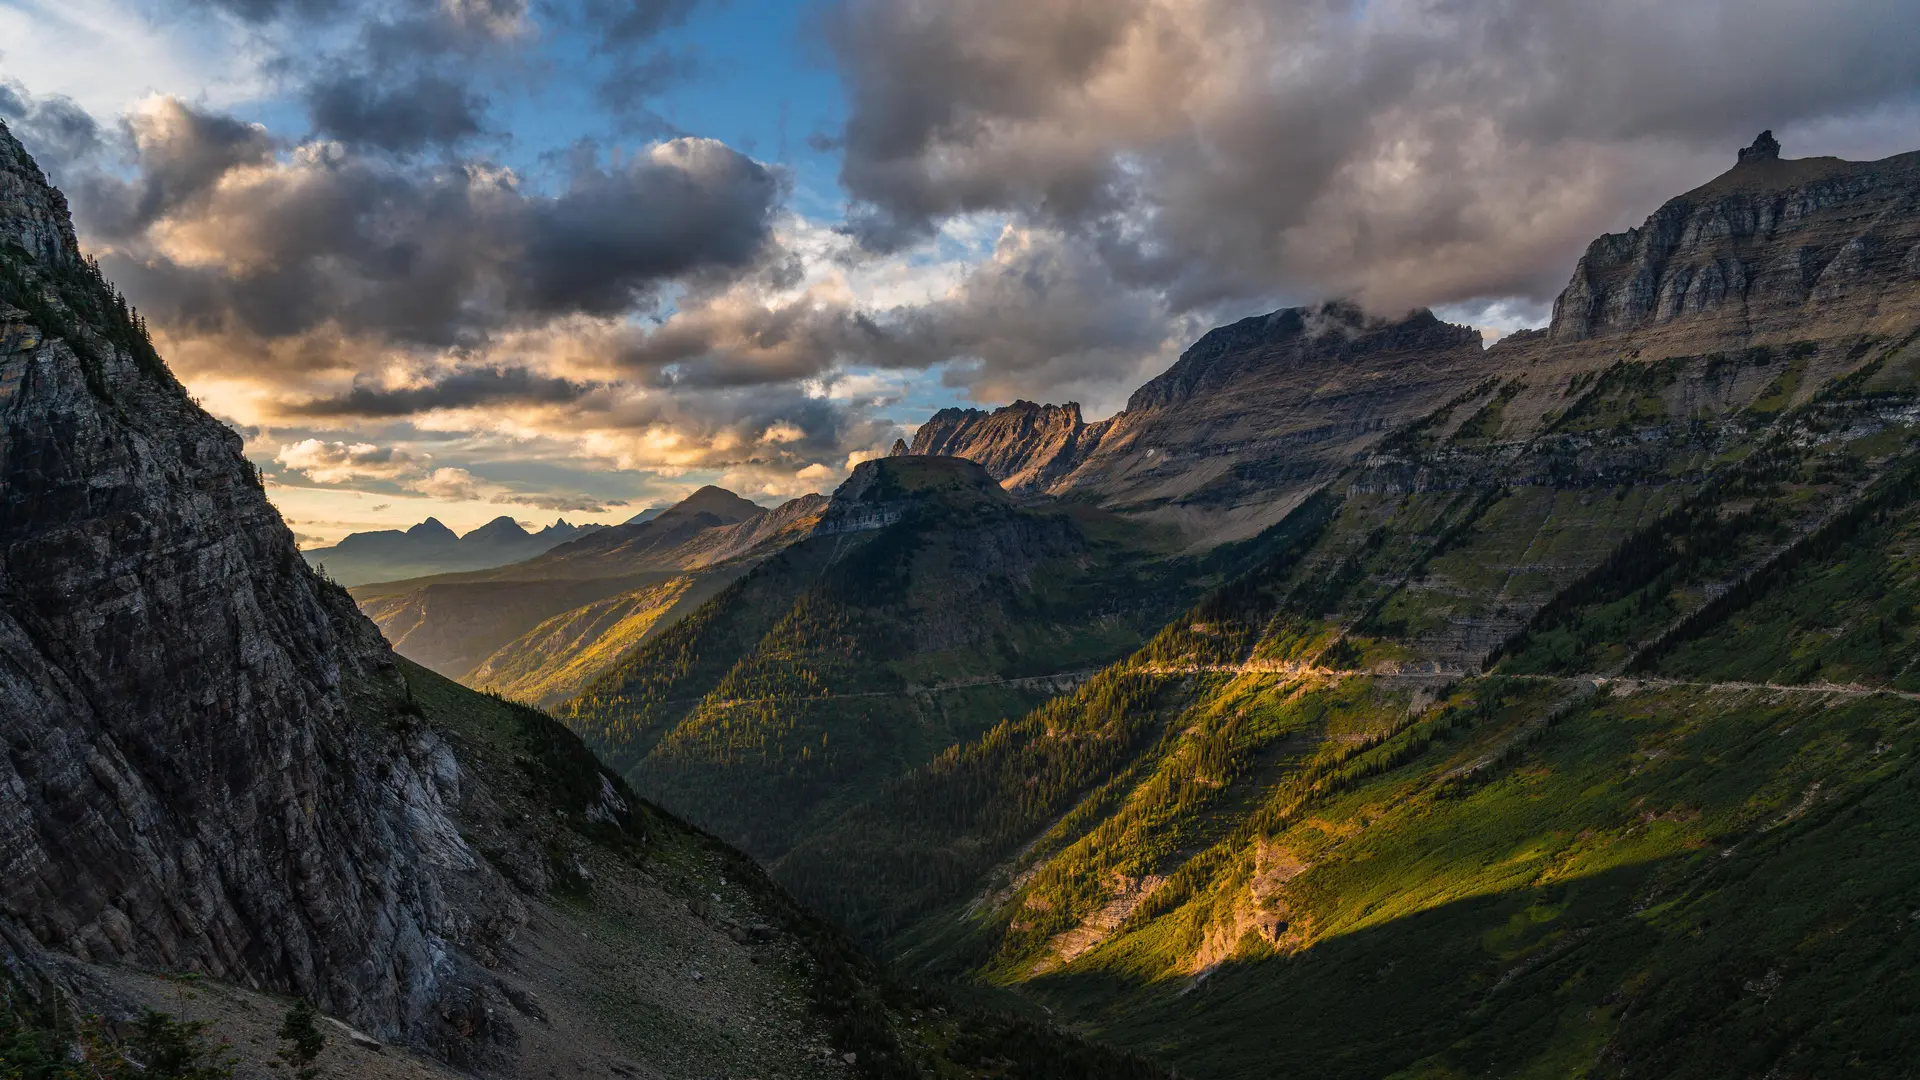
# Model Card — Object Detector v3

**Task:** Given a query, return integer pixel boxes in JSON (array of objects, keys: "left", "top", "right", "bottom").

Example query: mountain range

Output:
[
  {"left": 9, "top": 108, "right": 1920, "bottom": 1078},
  {"left": 0, "top": 117, "right": 1150, "bottom": 1079},
  {"left": 526, "top": 131, "right": 1920, "bottom": 1077},
  {"left": 302, "top": 515, "right": 619, "bottom": 587}
]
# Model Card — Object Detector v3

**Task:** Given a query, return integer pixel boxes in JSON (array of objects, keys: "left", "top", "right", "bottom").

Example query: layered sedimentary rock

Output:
[
  {"left": 908, "top": 400, "right": 1097, "bottom": 492},
  {"left": 1550, "top": 132, "right": 1920, "bottom": 345},
  {"left": 905, "top": 136, "right": 1920, "bottom": 547},
  {"left": 909, "top": 302, "right": 1493, "bottom": 543},
  {"left": 0, "top": 121, "right": 502, "bottom": 1043}
]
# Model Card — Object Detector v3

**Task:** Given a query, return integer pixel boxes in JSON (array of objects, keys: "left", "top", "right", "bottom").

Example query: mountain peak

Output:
[
  {"left": 0, "top": 118, "right": 81, "bottom": 266},
  {"left": 1737, "top": 129, "right": 1782, "bottom": 164},
  {"left": 463, "top": 515, "right": 531, "bottom": 543},
  {"left": 1127, "top": 302, "right": 1476, "bottom": 413},
  {"left": 406, "top": 517, "right": 458, "bottom": 542},
  {"left": 665, "top": 485, "right": 765, "bottom": 524},
  {"left": 1549, "top": 140, "right": 1920, "bottom": 342},
  {"left": 831, "top": 455, "right": 1007, "bottom": 513}
]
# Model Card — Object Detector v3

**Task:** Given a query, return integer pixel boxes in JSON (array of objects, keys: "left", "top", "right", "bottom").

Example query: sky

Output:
[{"left": 3, "top": 0, "right": 1919, "bottom": 545}]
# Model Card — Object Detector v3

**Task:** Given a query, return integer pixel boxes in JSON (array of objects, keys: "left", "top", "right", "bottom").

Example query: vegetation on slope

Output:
[
  {"left": 749, "top": 331, "right": 1920, "bottom": 1079},
  {"left": 563, "top": 457, "right": 1216, "bottom": 877},
  {"left": 402, "top": 659, "right": 1167, "bottom": 1080}
]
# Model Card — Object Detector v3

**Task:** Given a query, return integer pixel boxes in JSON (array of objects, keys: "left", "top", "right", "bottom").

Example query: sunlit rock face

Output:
[
  {"left": 907, "top": 301, "right": 1495, "bottom": 545},
  {"left": 1550, "top": 133, "right": 1920, "bottom": 344}
]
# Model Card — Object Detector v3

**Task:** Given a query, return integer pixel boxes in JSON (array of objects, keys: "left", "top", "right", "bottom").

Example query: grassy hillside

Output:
[
  {"left": 562, "top": 457, "right": 1220, "bottom": 900},
  {"left": 400, "top": 660, "right": 1172, "bottom": 1079},
  {"left": 696, "top": 331, "right": 1920, "bottom": 1078},
  {"left": 466, "top": 566, "right": 751, "bottom": 707}
]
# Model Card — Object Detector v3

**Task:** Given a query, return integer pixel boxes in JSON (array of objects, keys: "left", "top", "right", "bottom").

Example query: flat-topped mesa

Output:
[{"left": 1549, "top": 131, "right": 1920, "bottom": 343}]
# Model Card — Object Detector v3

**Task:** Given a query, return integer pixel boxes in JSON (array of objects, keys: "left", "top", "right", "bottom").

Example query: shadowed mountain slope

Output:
[{"left": 0, "top": 118, "right": 1159, "bottom": 1080}]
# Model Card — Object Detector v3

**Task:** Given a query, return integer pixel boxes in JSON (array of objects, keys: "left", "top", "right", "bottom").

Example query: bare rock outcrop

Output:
[
  {"left": 902, "top": 302, "right": 1494, "bottom": 544},
  {"left": 1549, "top": 132, "right": 1920, "bottom": 343},
  {"left": 0, "top": 117, "right": 514, "bottom": 1053}
]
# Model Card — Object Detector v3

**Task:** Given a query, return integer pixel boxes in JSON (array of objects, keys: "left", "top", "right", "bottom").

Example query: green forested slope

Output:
[
  {"left": 563, "top": 456, "right": 1220, "bottom": 873},
  {"left": 662, "top": 331, "right": 1920, "bottom": 1079}
]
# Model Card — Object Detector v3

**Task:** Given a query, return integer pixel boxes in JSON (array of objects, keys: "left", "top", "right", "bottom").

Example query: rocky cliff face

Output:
[
  {"left": 907, "top": 401, "right": 1096, "bottom": 493},
  {"left": 0, "top": 115, "right": 1157, "bottom": 1080},
  {"left": 1550, "top": 132, "right": 1920, "bottom": 344},
  {"left": 904, "top": 137, "right": 1920, "bottom": 548},
  {"left": 903, "top": 302, "right": 1494, "bottom": 544},
  {"left": 0, "top": 122, "right": 505, "bottom": 1045}
]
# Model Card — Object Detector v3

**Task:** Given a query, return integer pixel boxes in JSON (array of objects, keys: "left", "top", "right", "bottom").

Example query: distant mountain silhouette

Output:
[{"left": 305, "top": 515, "right": 605, "bottom": 585}]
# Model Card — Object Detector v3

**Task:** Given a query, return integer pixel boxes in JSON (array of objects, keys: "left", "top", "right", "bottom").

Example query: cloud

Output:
[
  {"left": 0, "top": 81, "right": 103, "bottom": 174},
  {"left": 84, "top": 100, "right": 779, "bottom": 349},
  {"left": 292, "top": 366, "right": 598, "bottom": 416},
  {"left": 823, "top": 0, "right": 1920, "bottom": 311},
  {"left": 507, "top": 490, "right": 630, "bottom": 513},
  {"left": 305, "top": 72, "right": 488, "bottom": 153},
  {"left": 876, "top": 224, "right": 1204, "bottom": 410},
  {"left": 570, "top": 0, "right": 701, "bottom": 45},
  {"left": 275, "top": 438, "right": 422, "bottom": 483},
  {"left": 410, "top": 465, "right": 481, "bottom": 499},
  {"left": 273, "top": 437, "right": 632, "bottom": 511},
  {"left": 184, "top": 0, "right": 354, "bottom": 23}
]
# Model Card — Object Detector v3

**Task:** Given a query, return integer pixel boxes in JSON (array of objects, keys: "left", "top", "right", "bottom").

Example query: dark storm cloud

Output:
[
  {"left": 513, "top": 141, "right": 778, "bottom": 316},
  {"left": 822, "top": 0, "right": 1920, "bottom": 312},
  {"left": 87, "top": 100, "right": 780, "bottom": 350},
  {"left": 0, "top": 82, "right": 103, "bottom": 176},
  {"left": 291, "top": 367, "right": 597, "bottom": 416},
  {"left": 306, "top": 72, "right": 488, "bottom": 153}
]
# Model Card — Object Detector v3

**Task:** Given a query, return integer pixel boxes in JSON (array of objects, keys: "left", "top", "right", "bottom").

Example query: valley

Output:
[
  {"left": 6, "top": 65, "right": 1920, "bottom": 1080},
  {"left": 446, "top": 133, "right": 1920, "bottom": 1077}
]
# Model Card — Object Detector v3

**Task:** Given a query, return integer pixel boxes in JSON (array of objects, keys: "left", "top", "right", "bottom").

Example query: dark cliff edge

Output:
[
  {"left": 1, "top": 118, "right": 478, "bottom": 1042},
  {"left": 0, "top": 121, "right": 1161, "bottom": 1079}
]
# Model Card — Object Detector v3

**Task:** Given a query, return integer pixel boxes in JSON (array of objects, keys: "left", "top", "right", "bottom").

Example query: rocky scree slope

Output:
[{"left": 0, "top": 120, "right": 1160, "bottom": 1080}]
